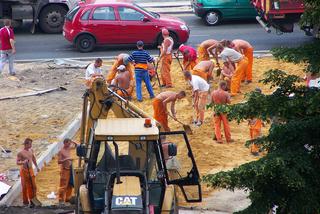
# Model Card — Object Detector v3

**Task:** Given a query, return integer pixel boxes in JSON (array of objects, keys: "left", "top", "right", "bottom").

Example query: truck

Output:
[
  {"left": 252, "top": 0, "right": 319, "bottom": 37},
  {"left": 0, "top": 0, "right": 75, "bottom": 33},
  {"left": 73, "top": 77, "right": 202, "bottom": 214}
]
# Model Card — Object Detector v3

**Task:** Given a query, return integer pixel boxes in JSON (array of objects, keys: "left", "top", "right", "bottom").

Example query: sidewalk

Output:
[{"left": 135, "top": 0, "right": 192, "bottom": 14}]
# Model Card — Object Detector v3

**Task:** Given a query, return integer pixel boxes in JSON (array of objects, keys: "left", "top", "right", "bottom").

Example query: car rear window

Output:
[
  {"left": 92, "top": 7, "right": 115, "bottom": 20},
  {"left": 81, "top": 9, "right": 91, "bottom": 20},
  {"left": 66, "top": 6, "right": 80, "bottom": 21}
]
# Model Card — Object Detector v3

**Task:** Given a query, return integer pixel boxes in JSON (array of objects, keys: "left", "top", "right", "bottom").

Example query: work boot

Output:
[{"left": 245, "top": 80, "right": 252, "bottom": 84}]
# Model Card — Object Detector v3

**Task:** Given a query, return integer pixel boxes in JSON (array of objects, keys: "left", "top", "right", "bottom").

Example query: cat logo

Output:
[{"left": 115, "top": 196, "right": 137, "bottom": 206}]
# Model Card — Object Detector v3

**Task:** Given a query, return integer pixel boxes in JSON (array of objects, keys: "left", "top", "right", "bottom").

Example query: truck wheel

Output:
[
  {"left": 76, "top": 34, "right": 96, "bottom": 52},
  {"left": 39, "top": 5, "right": 67, "bottom": 34},
  {"left": 203, "top": 11, "right": 221, "bottom": 26}
]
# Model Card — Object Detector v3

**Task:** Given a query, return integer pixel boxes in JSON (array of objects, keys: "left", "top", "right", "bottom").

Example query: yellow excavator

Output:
[{"left": 73, "top": 77, "right": 201, "bottom": 214}]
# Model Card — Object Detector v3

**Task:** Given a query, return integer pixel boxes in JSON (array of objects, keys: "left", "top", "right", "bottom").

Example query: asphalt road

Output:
[{"left": 15, "top": 14, "right": 314, "bottom": 61}]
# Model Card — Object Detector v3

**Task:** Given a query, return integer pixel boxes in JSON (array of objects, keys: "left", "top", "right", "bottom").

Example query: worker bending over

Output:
[
  {"left": 58, "top": 138, "right": 77, "bottom": 203},
  {"left": 16, "top": 138, "right": 40, "bottom": 207},
  {"left": 153, "top": 91, "right": 186, "bottom": 131},
  {"left": 128, "top": 41, "right": 155, "bottom": 102},
  {"left": 184, "top": 71, "right": 209, "bottom": 126},
  {"left": 111, "top": 65, "right": 134, "bottom": 100},
  {"left": 159, "top": 28, "right": 174, "bottom": 88},
  {"left": 175, "top": 44, "right": 198, "bottom": 71},
  {"left": 211, "top": 81, "right": 233, "bottom": 144},
  {"left": 216, "top": 44, "right": 248, "bottom": 96},
  {"left": 85, "top": 58, "right": 103, "bottom": 87},
  {"left": 106, "top": 53, "right": 134, "bottom": 84},
  {"left": 197, "top": 39, "right": 219, "bottom": 62},
  {"left": 191, "top": 60, "right": 215, "bottom": 82}
]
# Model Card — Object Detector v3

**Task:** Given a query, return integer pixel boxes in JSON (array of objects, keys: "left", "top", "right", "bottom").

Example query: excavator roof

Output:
[{"left": 94, "top": 118, "right": 159, "bottom": 141}]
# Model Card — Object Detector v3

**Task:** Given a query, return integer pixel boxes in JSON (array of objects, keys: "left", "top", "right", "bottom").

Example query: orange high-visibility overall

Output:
[
  {"left": 160, "top": 54, "right": 173, "bottom": 87},
  {"left": 197, "top": 45, "right": 210, "bottom": 62},
  {"left": 58, "top": 166, "right": 73, "bottom": 202},
  {"left": 20, "top": 167, "right": 37, "bottom": 204},
  {"left": 250, "top": 119, "right": 262, "bottom": 153},
  {"left": 243, "top": 47, "right": 253, "bottom": 81},
  {"left": 153, "top": 98, "right": 170, "bottom": 131},
  {"left": 213, "top": 114, "right": 231, "bottom": 142},
  {"left": 230, "top": 57, "right": 248, "bottom": 95},
  {"left": 192, "top": 68, "right": 208, "bottom": 81},
  {"left": 107, "top": 59, "right": 134, "bottom": 84}
]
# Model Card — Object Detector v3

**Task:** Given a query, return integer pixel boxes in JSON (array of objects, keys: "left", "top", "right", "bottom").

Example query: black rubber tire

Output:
[
  {"left": 203, "top": 11, "right": 221, "bottom": 26},
  {"left": 39, "top": 5, "right": 67, "bottom": 34},
  {"left": 76, "top": 34, "right": 96, "bottom": 53},
  {"left": 156, "top": 31, "right": 179, "bottom": 47}
]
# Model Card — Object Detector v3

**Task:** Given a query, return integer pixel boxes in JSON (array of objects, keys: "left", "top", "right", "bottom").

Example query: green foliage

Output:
[
  {"left": 300, "top": 0, "right": 320, "bottom": 28},
  {"left": 272, "top": 40, "right": 320, "bottom": 74},
  {"left": 203, "top": 69, "right": 320, "bottom": 213}
]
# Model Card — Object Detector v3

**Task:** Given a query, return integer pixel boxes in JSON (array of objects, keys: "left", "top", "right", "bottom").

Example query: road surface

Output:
[{"left": 15, "top": 14, "right": 314, "bottom": 60}]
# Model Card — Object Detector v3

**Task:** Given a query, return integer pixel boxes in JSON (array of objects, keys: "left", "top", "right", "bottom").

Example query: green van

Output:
[{"left": 191, "top": 0, "right": 257, "bottom": 26}]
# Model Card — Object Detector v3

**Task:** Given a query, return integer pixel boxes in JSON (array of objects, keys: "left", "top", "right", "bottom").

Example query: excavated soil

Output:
[{"left": 0, "top": 58, "right": 305, "bottom": 208}]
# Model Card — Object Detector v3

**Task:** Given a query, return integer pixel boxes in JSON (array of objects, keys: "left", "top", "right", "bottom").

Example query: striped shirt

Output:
[{"left": 128, "top": 49, "right": 154, "bottom": 71}]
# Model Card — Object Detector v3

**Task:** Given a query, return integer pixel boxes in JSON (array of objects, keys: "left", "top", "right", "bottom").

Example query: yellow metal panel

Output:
[
  {"left": 266, "top": 0, "right": 270, "bottom": 13},
  {"left": 95, "top": 118, "right": 159, "bottom": 141},
  {"left": 113, "top": 176, "right": 141, "bottom": 196},
  {"left": 161, "top": 185, "right": 175, "bottom": 214}
]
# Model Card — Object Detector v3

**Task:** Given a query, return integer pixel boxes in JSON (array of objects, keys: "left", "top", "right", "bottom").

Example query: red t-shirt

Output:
[
  {"left": 0, "top": 27, "right": 14, "bottom": 50},
  {"left": 179, "top": 45, "right": 197, "bottom": 61}
]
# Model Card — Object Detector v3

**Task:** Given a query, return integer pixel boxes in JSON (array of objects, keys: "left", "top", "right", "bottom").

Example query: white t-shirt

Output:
[
  {"left": 85, "top": 63, "right": 102, "bottom": 80},
  {"left": 219, "top": 47, "right": 243, "bottom": 63},
  {"left": 189, "top": 75, "right": 210, "bottom": 92}
]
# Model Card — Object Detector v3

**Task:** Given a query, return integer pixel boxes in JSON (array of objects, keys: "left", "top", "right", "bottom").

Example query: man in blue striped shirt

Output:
[{"left": 128, "top": 41, "right": 155, "bottom": 102}]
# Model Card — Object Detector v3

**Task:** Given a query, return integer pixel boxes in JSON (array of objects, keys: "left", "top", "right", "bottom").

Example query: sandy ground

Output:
[{"left": 0, "top": 57, "right": 305, "bottom": 212}]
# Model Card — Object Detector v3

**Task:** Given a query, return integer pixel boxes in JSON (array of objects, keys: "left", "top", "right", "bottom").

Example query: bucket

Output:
[
  {"left": 7, "top": 168, "right": 20, "bottom": 180},
  {"left": 1, "top": 149, "right": 12, "bottom": 158}
]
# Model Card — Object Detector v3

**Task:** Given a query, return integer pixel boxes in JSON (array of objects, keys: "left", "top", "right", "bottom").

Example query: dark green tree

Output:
[{"left": 202, "top": 45, "right": 320, "bottom": 213}]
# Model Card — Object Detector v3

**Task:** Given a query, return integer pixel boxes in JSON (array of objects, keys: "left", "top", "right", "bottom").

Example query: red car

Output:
[{"left": 63, "top": 0, "right": 190, "bottom": 52}]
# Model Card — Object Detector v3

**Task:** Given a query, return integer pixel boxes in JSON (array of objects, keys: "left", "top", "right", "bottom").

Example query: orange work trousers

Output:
[
  {"left": 153, "top": 98, "right": 170, "bottom": 131},
  {"left": 192, "top": 68, "right": 208, "bottom": 81},
  {"left": 160, "top": 54, "right": 173, "bottom": 87},
  {"left": 183, "top": 59, "right": 197, "bottom": 71},
  {"left": 20, "top": 167, "right": 37, "bottom": 204},
  {"left": 197, "top": 46, "right": 209, "bottom": 62},
  {"left": 58, "top": 167, "right": 73, "bottom": 202},
  {"left": 213, "top": 113, "right": 231, "bottom": 142},
  {"left": 230, "top": 57, "right": 248, "bottom": 95},
  {"left": 116, "top": 85, "right": 134, "bottom": 99},
  {"left": 243, "top": 47, "right": 253, "bottom": 81},
  {"left": 250, "top": 119, "right": 262, "bottom": 153},
  {"left": 195, "top": 91, "right": 208, "bottom": 122},
  {"left": 106, "top": 60, "right": 135, "bottom": 84}
]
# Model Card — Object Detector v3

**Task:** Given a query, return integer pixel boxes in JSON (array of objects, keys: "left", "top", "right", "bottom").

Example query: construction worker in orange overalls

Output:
[
  {"left": 211, "top": 81, "right": 233, "bottom": 144},
  {"left": 216, "top": 43, "right": 248, "bottom": 96},
  {"left": 174, "top": 44, "right": 198, "bottom": 71},
  {"left": 191, "top": 60, "right": 215, "bottom": 82},
  {"left": 106, "top": 53, "right": 135, "bottom": 85},
  {"left": 248, "top": 88, "right": 264, "bottom": 156},
  {"left": 159, "top": 28, "right": 174, "bottom": 88},
  {"left": 228, "top": 39, "right": 254, "bottom": 84},
  {"left": 111, "top": 65, "right": 134, "bottom": 100},
  {"left": 153, "top": 91, "right": 186, "bottom": 131},
  {"left": 16, "top": 138, "right": 40, "bottom": 207},
  {"left": 58, "top": 138, "right": 78, "bottom": 203},
  {"left": 197, "top": 39, "right": 219, "bottom": 62}
]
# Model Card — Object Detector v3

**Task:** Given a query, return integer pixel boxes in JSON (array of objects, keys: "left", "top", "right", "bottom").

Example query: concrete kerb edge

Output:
[
  {"left": 15, "top": 50, "right": 272, "bottom": 64},
  {"left": 0, "top": 113, "right": 82, "bottom": 207}
]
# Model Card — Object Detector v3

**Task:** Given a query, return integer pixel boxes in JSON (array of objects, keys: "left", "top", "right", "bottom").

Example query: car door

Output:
[
  {"left": 235, "top": 0, "right": 257, "bottom": 18},
  {"left": 88, "top": 6, "right": 122, "bottom": 44},
  {"left": 116, "top": 6, "right": 158, "bottom": 44}
]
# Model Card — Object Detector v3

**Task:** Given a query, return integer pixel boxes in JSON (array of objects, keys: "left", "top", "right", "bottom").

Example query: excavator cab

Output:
[{"left": 74, "top": 78, "right": 201, "bottom": 214}]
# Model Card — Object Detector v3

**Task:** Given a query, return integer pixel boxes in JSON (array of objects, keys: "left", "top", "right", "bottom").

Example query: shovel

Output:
[
  {"left": 174, "top": 54, "right": 184, "bottom": 73},
  {"left": 168, "top": 114, "right": 193, "bottom": 135},
  {"left": 27, "top": 164, "right": 42, "bottom": 207}
]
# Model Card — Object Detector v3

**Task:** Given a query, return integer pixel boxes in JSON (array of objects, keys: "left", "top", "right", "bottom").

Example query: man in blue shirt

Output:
[{"left": 128, "top": 41, "right": 155, "bottom": 102}]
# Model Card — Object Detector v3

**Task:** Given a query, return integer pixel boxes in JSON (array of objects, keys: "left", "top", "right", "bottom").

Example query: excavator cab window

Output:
[{"left": 159, "top": 131, "right": 202, "bottom": 203}]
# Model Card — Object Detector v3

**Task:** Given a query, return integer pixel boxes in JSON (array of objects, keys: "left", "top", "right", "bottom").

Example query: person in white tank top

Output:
[{"left": 159, "top": 28, "right": 174, "bottom": 87}]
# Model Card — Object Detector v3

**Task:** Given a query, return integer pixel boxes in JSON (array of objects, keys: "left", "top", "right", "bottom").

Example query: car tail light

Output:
[{"left": 197, "top": 3, "right": 203, "bottom": 7}]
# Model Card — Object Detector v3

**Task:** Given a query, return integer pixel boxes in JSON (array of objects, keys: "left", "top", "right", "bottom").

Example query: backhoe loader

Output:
[{"left": 73, "top": 77, "right": 201, "bottom": 214}]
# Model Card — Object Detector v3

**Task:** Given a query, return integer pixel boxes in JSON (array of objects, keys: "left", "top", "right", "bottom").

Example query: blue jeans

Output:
[
  {"left": 0, "top": 50, "right": 15, "bottom": 75},
  {"left": 135, "top": 69, "right": 154, "bottom": 101}
]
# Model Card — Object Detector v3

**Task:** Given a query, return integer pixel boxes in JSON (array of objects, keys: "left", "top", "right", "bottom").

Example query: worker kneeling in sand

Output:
[
  {"left": 111, "top": 65, "right": 134, "bottom": 100},
  {"left": 16, "top": 138, "right": 40, "bottom": 207},
  {"left": 58, "top": 138, "right": 77, "bottom": 204},
  {"left": 153, "top": 91, "right": 186, "bottom": 131},
  {"left": 211, "top": 81, "right": 234, "bottom": 144},
  {"left": 220, "top": 61, "right": 234, "bottom": 90},
  {"left": 191, "top": 60, "right": 215, "bottom": 82},
  {"left": 106, "top": 53, "right": 134, "bottom": 85},
  {"left": 184, "top": 71, "right": 210, "bottom": 126}
]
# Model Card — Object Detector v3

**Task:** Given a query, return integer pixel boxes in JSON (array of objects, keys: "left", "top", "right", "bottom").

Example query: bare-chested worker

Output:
[
  {"left": 16, "top": 138, "right": 40, "bottom": 207},
  {"left": 191, "top": 60, "right": 215, "bottom": 82},
  {"left": 153, "top": 91, "right": 186, "bottom": 131},
  {"left": 197, "top": 39, "right": 219, "bottom": 62},
  {"left": 58, "top": 138, "right": 77, "bottom": 203},
  {"left": 111, "top": 65, "right": 134, "bottom": 100}
]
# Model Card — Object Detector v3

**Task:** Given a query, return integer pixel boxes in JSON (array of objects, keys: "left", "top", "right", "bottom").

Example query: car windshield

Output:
[{"left": 133, "top": 3, "right": 160, "bottom": 19}]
